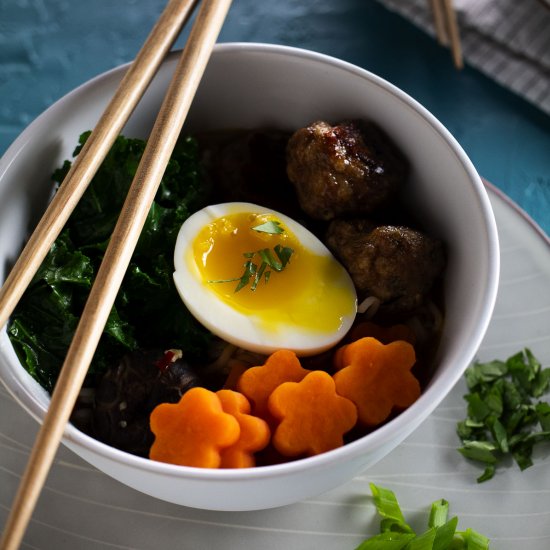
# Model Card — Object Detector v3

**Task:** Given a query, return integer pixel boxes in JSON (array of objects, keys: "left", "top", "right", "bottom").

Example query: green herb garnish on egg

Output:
[
  {"left": 212, "top": 244, "right": 294, "bottom": 293},
  {"left": 457, "top": 348, "right": 550, "bottom": 482},
  {"left": 208, "top": 220, "right": 294, "bottom": 292},
  {"left": 251, "top": 220, "right": 285, "bottom": 234}
]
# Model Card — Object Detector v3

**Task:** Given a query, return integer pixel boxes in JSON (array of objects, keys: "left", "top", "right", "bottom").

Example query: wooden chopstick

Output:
[
  {"left": 429, "top": 0, "right": 448, "bottom": 46},
  {"left": 0, "top": 1, "right": 232, "bottom": 548},
  {"left": 441, "top": 0, "right": 463, "bottom": 69},
  {"left": 0, "top": 0, "right": 199, "bottom": 332},
  {"left": 429, "top": 0, "right": 464, "bottom": 69}
]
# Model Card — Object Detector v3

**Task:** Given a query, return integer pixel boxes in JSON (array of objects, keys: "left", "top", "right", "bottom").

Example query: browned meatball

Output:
[
  {"left": 286, "top": 120, "right": 408, "bottom": 220},
  {"left": 326, "top": 219, "right": 445, "bottom": 313}
]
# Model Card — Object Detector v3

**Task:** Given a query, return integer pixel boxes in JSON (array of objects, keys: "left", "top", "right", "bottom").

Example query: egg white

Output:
[{"left": 173, "top": 202, "right": 357, "bottom": 356}]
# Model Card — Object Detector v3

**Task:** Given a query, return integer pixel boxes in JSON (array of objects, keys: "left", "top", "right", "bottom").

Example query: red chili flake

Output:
[{"left": 155, "top": 350, "right": 177, "bottom": 373}]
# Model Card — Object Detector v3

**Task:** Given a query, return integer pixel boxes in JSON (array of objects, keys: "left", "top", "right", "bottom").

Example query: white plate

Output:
[{"left": 1, "top": 185, "right": 548, "bottom": 549}]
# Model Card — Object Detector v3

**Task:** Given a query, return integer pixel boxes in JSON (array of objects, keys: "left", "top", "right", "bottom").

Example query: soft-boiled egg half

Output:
[{"left": 173, "top": 202, "right": 357, "bottom": 356}]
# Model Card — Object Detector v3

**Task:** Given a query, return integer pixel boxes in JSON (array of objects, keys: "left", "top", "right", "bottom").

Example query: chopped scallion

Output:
[{"left": 355, "top": 484, "right": 489, "bottom": 549}]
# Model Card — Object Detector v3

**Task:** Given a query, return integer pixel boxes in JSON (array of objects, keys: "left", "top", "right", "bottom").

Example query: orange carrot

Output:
[
  {"left": 347, "top": 321, "right": 416, "bottom": 348},
  {"left": 333, "top": 337, "right": 420, "bottom": 427},
  {"left": 217, "top": 389, "right": 270, "bottom": 468},
  {"left": 237, "top": 349, "right": 310, "bottom": 419},
  {"left": 149, "top": 387, "right": 240, "bottom": 468},
  {"left": 268, "top": 370, "right": 357, "bottom": 457},
  {"left": 223, "top": 360, "right": 249, "bottom": 390}
]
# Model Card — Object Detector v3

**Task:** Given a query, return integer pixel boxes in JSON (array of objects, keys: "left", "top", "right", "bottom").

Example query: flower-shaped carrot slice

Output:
[
  {"left": 217, "top": 389, "right": 270, "bottom": 468},
  {"left": 237, "top": 349, "right": 310, "bottom": 419},
  {"left": 346, "top": 321, "right": 416, "bottom": 347},
  {"left": 333, "top": 337, "right": 420, "bottom": 427},
  {"left": 223, "top": 360, "right": 249, "bottom": 390},
  {"left": 268, "top": 370, "right": 357, "bottom": 457},
  {"left": 149, "top": 387, "right": 240, "bottom": 468}
]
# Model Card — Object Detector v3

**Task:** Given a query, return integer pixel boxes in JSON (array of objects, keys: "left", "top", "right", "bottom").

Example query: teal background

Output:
[{"left": 1, "top": 0, "right": 549, "bottom": 233}]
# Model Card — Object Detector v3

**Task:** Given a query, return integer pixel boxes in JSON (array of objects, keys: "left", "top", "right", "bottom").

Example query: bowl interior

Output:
[{"left": 0, "top": 43, "right": 499, "bottom": 509}]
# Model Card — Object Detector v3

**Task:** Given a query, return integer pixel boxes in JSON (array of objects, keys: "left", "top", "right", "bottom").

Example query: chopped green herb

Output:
[
  {"left": 355, "top": 484, "right": 489, "bottom": 549},
  {"left": 428, "top": 499, "right": 449, "bottom": 529},
  {"left": 370, "top": 484, "right": 413, "bottom": 535},
  {"left": 208, "top": 222, "right": 294, "bottom": 292},
  {"left": 234, "top": 260, "right": 257, "bottom": 292},
  {"left": 258, "top": 247, "right": 282, "bottom": 271},
  {"left": 252, "top": 219, "right": 285, "bottom": 234},
  {"left": 457, "top": 348, "right": 550, "bottom": 482}
]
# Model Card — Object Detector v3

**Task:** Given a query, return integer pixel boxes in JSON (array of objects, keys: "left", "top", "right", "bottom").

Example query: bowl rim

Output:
[{"left": 0, "top": 41, "right": 500, "bottom": 481}]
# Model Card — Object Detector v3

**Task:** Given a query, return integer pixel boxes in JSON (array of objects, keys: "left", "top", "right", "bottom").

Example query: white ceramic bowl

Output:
[{"left": 0, "top": 43, "right": 499, "bottom": 511}]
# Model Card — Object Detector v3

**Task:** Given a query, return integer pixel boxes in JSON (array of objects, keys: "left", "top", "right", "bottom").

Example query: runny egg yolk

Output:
[{"left": 190, "top": 211, "right": 355, "bottom": 334}]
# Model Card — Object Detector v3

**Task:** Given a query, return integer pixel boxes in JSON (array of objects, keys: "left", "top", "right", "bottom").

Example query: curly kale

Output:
[{"left": 8, "top": 132, "right": 213, "bottom": 392}]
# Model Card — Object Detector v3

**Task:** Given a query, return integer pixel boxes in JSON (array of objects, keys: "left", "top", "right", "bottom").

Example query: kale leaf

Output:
[{"left": 8, "top": 132, "right": 212, "bottom": 392}]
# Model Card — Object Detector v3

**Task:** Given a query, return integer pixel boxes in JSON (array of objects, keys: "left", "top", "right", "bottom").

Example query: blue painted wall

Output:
[{"left": 1, "top": 0, "right": 549, "bottom": 232}]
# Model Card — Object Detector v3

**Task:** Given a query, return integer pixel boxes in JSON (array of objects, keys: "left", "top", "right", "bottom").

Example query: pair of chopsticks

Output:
[
  {"left": 0, "top": 0, "right": 232, "bottom": 548},
  {"left": 429, "top": 0, "right": 463, "bottom": 69}
]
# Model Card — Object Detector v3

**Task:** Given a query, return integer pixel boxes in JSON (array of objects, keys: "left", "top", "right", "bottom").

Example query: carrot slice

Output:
[
  {"left": 237, "top": 349, "right": 310, "bottom": 419},
  {"left": 347, "top": 321, "right": 416, "bottom": 347},
  {"left": 217, "top": 389, "right": 270, "bottom": 468},
  {"left": 149, "top": 387, "right": 240, "bottom": 468},
  {"left": 268, "top": 370, "right": 357, "bottom": 457},
  {"left": 333, "top": 337, "right": 420, "bottom": 427},
  {"left": 223, "top": 360, "right": 249, "bottom": 390}
]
